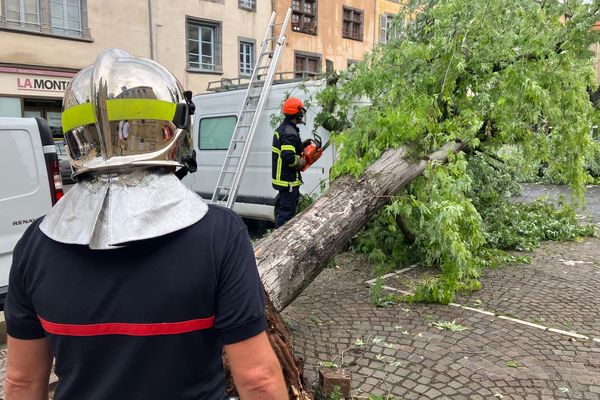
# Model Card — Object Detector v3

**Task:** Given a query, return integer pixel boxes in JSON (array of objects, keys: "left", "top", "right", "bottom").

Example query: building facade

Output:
[
  {"left": 376, "top": 0, "right": 403, "bottom": 44},
  {"left": 0, "top": 0, "right": 270, "bottom": 129},
  {"left": 273, "top": 0, "right": 377, "bottom": 77}
]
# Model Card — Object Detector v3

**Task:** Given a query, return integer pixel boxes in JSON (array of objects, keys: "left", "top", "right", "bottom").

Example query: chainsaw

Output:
[{"left": 299, "top": 133, "right": 329, "bottom": 172}]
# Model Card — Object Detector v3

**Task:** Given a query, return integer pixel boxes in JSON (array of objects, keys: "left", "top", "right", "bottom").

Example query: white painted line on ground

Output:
[
  {"left": 547, "top": 328, "right": 589, "bottom": 340},
  {"left": 497, "top": 315, "right": 550, "bottom": 331},
  {"left": 364, "top": 265, "right": 418, "bottom": 285},
  {"left": 381, "top": 285, "right": 413, "bottom": 296},
  {"left": 365, "top": 265, "right": 600, "bottom": 343},
  {"left": 451, "top": 304, "right": 495, "bottom": 316}
]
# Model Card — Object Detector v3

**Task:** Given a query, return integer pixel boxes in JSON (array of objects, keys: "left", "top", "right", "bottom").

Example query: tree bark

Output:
[
  {"left": 245, "top": 140, "right": 464, "bottom": 399},
  {"left": 223, "top": 141, "right": 464, "bottom": 398},
  {"left": 255, "top": 140, "right": 464, "bottom": 311}
]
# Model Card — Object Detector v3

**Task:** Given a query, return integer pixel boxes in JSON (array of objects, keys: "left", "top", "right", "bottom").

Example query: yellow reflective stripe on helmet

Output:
[
  {"left": 62, "top": 99, "right": 177, "bottom": 132},
  {"left": 281, "top": 144, "right": 296, "bottom": 152},
  {"left": 62, "top": 103, "right": 95, "bottom": 133},
  {"left": 107, "top": 99, "right": 176, "bottom": 123}
]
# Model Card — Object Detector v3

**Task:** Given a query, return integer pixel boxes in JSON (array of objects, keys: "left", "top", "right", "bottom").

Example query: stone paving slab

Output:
[
  {"left": 455, "top": 238, "right": 600, "bottom": 339},
  {"left": 282, "top": 246, "right": 600, "bottom": 399}
]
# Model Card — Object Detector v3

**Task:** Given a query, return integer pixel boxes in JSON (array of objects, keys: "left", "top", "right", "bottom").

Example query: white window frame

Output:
[
  {"left": 380, "top": 13, "right": 404, "bottom": 44},
  {"left": 4, "top": 0, "right": 40, "bottom": 30},
  {"left": 49, "top": 0, "right": 82, "bottom": 36},
  {"left": 187, "top": 18, "right": 222, "bottom": 72},
  {"left": 239, "top": 40, "right": 254, "bottom": 76}
]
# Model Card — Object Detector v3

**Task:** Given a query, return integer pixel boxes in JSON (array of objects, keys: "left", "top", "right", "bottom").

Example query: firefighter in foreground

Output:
[
  {"left": 272, "top": 97, "right": 307, "bottom": 228},
  {"left": 4, "top": 49, "right": 286, "bottom": 400}
]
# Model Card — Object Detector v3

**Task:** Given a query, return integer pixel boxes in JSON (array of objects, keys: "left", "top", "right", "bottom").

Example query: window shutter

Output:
[{"left": 380, "top": 14, "right": 388, "bottom": 43}]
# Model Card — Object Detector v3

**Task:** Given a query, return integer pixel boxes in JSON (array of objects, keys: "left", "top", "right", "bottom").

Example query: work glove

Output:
[{"left": 296, "top": 157, "right": 307, "bottom": 170}]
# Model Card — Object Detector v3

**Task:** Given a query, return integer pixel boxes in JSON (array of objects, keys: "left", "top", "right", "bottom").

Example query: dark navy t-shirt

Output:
[{"left": 5, "top": 205, "right": 267, "bottom": 400}]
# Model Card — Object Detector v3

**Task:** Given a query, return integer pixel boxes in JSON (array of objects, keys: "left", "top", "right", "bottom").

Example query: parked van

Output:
[
  {"left": 187, "top": 80, "right": 336, "bottom": 221},
  {"left": 0, "top": 117, "right": 63, "bottom": 308}
]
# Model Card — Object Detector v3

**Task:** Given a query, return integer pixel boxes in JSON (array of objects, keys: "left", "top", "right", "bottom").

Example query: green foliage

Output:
[
  {"left": 354, "top": 152, "right": 595, "bottom": 303},
  {"left": 433, "top": 320, "right": 467, "bottom": 332},
  {"left": 297, "top": 193, "right": 317, "bottom": 214},
  {"left": 327, "top": 386, "right": 343, "bottom": 400},
  {"left": 481, "top": 198, "right": 596, "bottom": 251},
  {"left": 370, "top": 276, "right": 402, "bottom": 307},
  {"left": 331, "top": 0, "right": 598, "bottom": 190},
  {"left": 325, "top": 0, "right": 599, "bottom": 303}
]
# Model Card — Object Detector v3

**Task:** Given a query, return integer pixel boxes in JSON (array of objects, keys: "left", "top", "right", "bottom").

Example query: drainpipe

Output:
[{"left": 148, "top": 0, "right": 155, "bottom": 59}]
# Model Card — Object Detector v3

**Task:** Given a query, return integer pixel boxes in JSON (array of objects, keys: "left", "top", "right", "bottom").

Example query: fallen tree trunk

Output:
[
  {"left": 248, "top": 140, "right": 464, "bottom": 399},
  {"left": 256, "top": 140, "right": 464, "bottom": 311}
]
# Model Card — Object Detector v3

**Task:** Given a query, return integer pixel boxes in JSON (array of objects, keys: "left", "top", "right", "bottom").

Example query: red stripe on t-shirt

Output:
[{"left": 38, "top": 315, "right": 215, "bottom": 336}]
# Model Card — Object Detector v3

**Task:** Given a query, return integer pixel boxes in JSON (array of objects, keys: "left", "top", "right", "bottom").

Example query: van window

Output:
[
  {"left": 199, "top": 116, "right": 237, "bottom": 150},
  {"left": 0, "top": 129, "right": 39, "bottom": 198}
]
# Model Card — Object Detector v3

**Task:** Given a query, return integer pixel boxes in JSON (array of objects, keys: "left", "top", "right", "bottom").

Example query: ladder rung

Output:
[
  {"left": 237, "top": 124, "right": 251, "bottom": 128},
  {"left": 255, "top": 65, "right": 270, "bottom": 70},
  {"left": 217, "top": 186, "right": 231, "bottom": 191},
  {"left": 232, "top": 138, "right": 247, "bottom": 142},
  {"left": 241, "top": 109, "right": 256, "bottom": 113},
  {"left": 260, "top": 51, "right": 274, "bottom": 57}
]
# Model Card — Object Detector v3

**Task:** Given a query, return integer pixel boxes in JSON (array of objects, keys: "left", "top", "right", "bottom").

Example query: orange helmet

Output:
[{"left": 282, "top": 97, "right": 306, "bottom": 116}]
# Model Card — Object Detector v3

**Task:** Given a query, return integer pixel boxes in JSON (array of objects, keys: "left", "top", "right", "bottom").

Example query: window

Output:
[
  {"left": 1, "top": 0, "right": 89, "bottom": 38},
  {"left": 380, "top": 14, "right": 403, "bottom": 44},
  {"left": 238, "top": 0, "right": 255, "bottom": 10},
  {"left": 291, "top": 0, "right": 316, "bottom": 35},
  {"left": 50, "top": 0, "right": 81, "bottom": 36},
  {"left": 294, "top": 52, "right": 320, "bottom": 79},
  {"left": 342, "top": 6, "right": 363, "bottom": 41},
  {"left": 187, "top": 18, "right": 222, "bottom": 72},
  {"left": 4, "top": 0, "right": 40, "bottom": 31},
  {"left": 198, "top": 116, "right": 237, "bottom": 150},
  {"left": 239, "top": 40, "right": 254, "bottom": 76}
]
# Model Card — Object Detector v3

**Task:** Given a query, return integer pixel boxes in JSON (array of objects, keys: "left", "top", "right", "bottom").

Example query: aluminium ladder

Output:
[{"left": 211, "top": 8, "right": 292, "bottom": 208}]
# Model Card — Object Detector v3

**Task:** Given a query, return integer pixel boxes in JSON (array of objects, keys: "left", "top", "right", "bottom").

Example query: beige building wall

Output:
[
  {"left": 274, "top": 1, "right": 376, "bottom": 75},
  {"left": 0, "top": 0, "right": 271, "bottom": 110},
  {"left": 152, "top": 0, "right": 271, "bottom": 92},
  {"left": 0, "top": 0, "right": 151, "bottom": 72}
]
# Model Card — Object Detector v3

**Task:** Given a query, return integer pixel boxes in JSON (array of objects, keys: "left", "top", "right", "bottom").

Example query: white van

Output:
[
  {"left": 0, "top": 117, "right": 63, "bottom": 308},
  {"left": 187, "top": 80, "right": 336, "bottom": 221}
]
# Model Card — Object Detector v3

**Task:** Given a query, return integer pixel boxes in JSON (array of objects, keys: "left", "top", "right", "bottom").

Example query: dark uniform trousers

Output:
[
  {"left": 275, "top": 186, "right": 300, "bottom": 228},
  {"left": 272, "top": 119, "right": 302, "bottom": 228}
]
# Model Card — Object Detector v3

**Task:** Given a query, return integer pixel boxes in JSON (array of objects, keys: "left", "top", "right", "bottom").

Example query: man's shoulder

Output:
[
  {"left": 282, "top": 123, "right": 299, "bottom": 136},
  {"left": 276, "top": 121, "right": 298, "bottom": 136},
  {"left": 197, "top": 204, "right": 246, "bottom": 234},
  {"left": 15, "top": 217, "right": 46, "bottom": 251}
]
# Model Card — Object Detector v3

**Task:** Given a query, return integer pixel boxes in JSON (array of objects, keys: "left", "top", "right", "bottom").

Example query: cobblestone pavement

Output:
[
  {"left": 282, "top": 239, "right": 600, "bottom": 399},
  {"left": 1, "top": 184, "right": 599, "bottom": 399}
]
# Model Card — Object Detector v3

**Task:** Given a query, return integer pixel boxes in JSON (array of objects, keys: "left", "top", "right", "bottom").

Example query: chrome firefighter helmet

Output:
[{"left": 61, "top": 48, "right": 195, "bottom": 176}]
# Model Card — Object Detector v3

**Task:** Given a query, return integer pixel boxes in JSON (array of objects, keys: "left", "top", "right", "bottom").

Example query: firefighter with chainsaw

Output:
[{"left": 272, "top": 97, "right": 307, "bottom": 228}]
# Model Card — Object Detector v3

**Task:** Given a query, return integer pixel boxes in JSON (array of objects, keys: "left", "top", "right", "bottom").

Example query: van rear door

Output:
[{"left": 0, "top": 118, "right": 55, "bottom": 296}]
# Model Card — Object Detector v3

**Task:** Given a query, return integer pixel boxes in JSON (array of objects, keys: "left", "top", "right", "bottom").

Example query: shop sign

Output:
[{"left": 17, "top": 77, "right": 70, "bottom": 92}]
